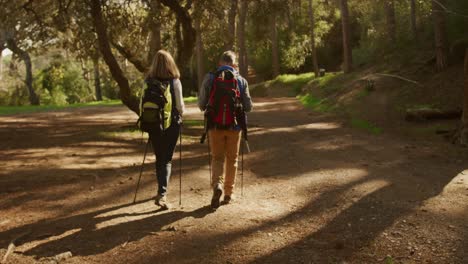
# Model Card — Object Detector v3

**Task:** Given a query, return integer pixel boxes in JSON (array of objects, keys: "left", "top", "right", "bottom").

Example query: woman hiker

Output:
[{"left": 145, "top": 50, "right": 185, "bottom": 209}]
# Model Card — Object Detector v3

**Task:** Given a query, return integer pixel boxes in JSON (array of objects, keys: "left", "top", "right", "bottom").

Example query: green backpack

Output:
[{"left": 138, "top": 79, "right": 172, "bottom": 133}]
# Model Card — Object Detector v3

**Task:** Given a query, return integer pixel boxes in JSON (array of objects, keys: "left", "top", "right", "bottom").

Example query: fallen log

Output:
[
  {"left": 1, "top": 230, "right": 31, "bottom": 264},
  {"left": 405, "top": 108, "right": 462, "bottom": 122}
]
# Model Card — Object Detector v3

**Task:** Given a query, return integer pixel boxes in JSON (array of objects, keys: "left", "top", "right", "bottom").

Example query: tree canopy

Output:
[{"left": 0, "top": 0, "right": 467, "bottom": 111}]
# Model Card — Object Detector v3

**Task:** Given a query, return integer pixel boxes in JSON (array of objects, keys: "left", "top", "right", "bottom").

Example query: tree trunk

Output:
[
  {"left": 90, "top": 0, "right": 139, "bottom": 114},
  {"left": 339, "top": 0, "right": 352, "bottom": 73},
  {"left": 194, "top": 3, "right": 205, "bottom": 89},
  {"left": 308, "top": 0, "right": 319, "bottom": 78},
  {"left": 160, "top": 0, "right": 196, "bottom": 71},
  {"left": 0, "top": 49, "right": 3, "bottom": 81},
  {"left": 410, "top": 0, "right": 417, "bottom": 40},
  {"left": 93, "top": 56, "right": 103, "bottom": 101},
  {"left": 385, "top": 0, "right": 397, "bottom": 43},
  {"left": 405, "top": 108, "right": 461, "bottom": 121},
  {"left": 175, "top": 18, "right": 183, "bottom": 65},
  {"left": 237, "top": 0, "right": 248, "bottom": 77},
  {"left": 6, "top": 38, "right": 39, "bottom": 105},
  {"left": 432, "top": 0, "right": 448, "bottom": 71},
  {"left": 147, "top": 0, "right": 162, "bottom": 65},
  {"left": 461, "top": 48, "right": 468, "bottom": 145},
  {"left": 225, "top": 0, "right": 238, "bottom": 50},
  {"left": 270, "top": 14, "right": 280, "bottom": 78},
  {"left": 296, "top": 0, "right": 302, "bottom": 17}
]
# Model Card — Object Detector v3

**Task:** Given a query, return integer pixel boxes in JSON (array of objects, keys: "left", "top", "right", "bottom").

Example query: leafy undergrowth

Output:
[
  {"left": 351, "top": 118, "right": 383, "bottom": 135},
  {"left": 0, "top": 100, "right": 122, "bottom": 115},
  {"left": 250, "top": 73, "right": 315, "bottom": 97},
  {"left": 251, "top": 56, "right": 464, "bottom": 137},
  {"left": 0, "top": 97, "right": 198, "bottom": 116}
]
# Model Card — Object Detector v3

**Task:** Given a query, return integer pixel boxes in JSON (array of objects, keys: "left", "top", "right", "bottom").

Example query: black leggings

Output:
[{"left": 149, "top": 121, "right": 180, "bottom": 196}]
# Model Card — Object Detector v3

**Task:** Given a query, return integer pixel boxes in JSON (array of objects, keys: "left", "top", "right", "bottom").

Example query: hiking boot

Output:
[
  {"left": 211, "top": 185, "right": 223, "bottom": 209},
  {"left": 155, "top": 194, "right": 170, "bottom": 210},
  {"left": 223, "top": 195, "right": 233, "bottom": 204}
]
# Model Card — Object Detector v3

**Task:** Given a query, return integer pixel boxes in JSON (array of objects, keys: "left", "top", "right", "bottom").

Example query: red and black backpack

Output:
[{"left": 206, "top": 69, "right": 242, "bottom": 128}]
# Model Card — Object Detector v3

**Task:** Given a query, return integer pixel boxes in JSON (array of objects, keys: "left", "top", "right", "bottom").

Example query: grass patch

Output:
[
  {"left": 356, "top": 88, "right": 370, "bottom": 99},
  {"left": 0, "top": 100, "right": 122, "bottom": 116},
  {"left": 351, "top": 118, "right": 382, "bottom": 135},
  {"left": 250, "top": 73, "right": 315, "bottom": 97},
  {"left": 275, "top": 73, "right": 315, "bottom": 94},
  {"left": 184, "top": 96, "right": 198, "bottom": 103},
  {"left": 98, "top": 125, "right": 143, "bottom": 139},
  {"left": 297, "top": 94, "right": 333, "bottom": 112}
]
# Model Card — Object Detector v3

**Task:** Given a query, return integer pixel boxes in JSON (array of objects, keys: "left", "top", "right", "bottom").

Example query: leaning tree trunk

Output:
[
  {"left": 308, "top": 0, "right": 319, "bottom": 78},
  {"left": 270, "top": 14, "right": 280, "bottom": 78},
  {"left": 92, "top": 56, "right": 103, "bottom": 101},
  {"left": 459, "top": 48, "right": 468, "bottom": 145},
  {"left": 147, "top": 0, "right": 162, "bottom": 65},
  {"left": 237, "top": 0, "right": 248, "bottom": 77},
  {"left": 6, "top": 38, "right": 39, "bottom": 105},
  {"left": 432, "top": 0, "right": 448, "bottom": 71},
  {"left": 90, "top": 0, "right": 139, "bottom": 114},
  {"left": 339, "top": 0, "right": 352, "bottom": 73},
  {"left": 410, "top": 0, "right": 417, "bottom": 40}
]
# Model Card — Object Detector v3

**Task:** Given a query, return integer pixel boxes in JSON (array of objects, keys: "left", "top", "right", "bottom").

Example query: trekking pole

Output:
[
  {"left": 179, "top": 123, "right": 182, "bottom": 206},
  {"left": 207, "top": 132, "right": 212, "bottom": 186},
  {"left": 133, "top": 137, "right": 151, "bottom": 204},
  {"left": 241, "top": 135, "right": 244, "bottom": 197}
]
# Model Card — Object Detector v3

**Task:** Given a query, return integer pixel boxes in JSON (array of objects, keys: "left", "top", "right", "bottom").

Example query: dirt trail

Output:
[{"left": 0, "top": 97, "right": 468, "bottom": 263}]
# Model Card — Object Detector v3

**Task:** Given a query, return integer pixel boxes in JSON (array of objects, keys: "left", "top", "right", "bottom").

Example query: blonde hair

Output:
[{"left": 146, "top": 50, "right": 180, "bottom": 79}]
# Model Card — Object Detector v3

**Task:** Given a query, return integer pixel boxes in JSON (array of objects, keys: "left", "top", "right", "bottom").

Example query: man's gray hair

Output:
[{"left": 220, "top": 51, "right": 237, "bottom": 65}]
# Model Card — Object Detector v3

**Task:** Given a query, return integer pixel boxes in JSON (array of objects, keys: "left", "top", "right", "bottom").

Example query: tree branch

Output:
[
  {"left": 111, "top": 40, "right": 148, "bottom": 73},
  {"left": 160, "top": 0, "right": 195, "bottom": 65},
  {"left": 90, "top": 0, "right": 139, "bottom": 114}
]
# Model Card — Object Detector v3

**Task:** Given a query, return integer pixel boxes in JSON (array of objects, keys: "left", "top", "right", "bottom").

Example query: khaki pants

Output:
[{"left": 209, "top": 129, "right": 241, "bottom": 196}]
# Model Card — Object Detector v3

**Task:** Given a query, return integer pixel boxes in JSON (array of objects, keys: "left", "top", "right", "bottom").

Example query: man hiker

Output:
[{"left": 198, "top": 51, "right": 253, "bottom": 209}]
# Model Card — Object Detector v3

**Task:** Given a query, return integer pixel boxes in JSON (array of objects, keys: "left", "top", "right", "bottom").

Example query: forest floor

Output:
[{"left": 1, "top": 97, "right": 468, "bottom": 264}]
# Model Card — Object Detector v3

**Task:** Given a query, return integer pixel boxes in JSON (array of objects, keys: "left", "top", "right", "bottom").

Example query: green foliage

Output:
[
  {"left": 384, "top": 255, "right": 394, "bottom": 264},
  {"left": 297, "top": 94, "right": 332, "bottom": 112},
  {"left": 275, "top": 73, "right": 315, "bottom": 94},
  {"left": 184, "top": 96, "right": 198, "bottom": 103},
  {"left": 351, "top": 118, "right": 382, "bottom": 135},
  {"left": 0, "top": 100, "right": 121, "bottom": 116},
  {"left": 34, "top": 59, "right": 90, "bottom": 105},
  {"left": 308, "top": 72, "right": 346, "bottom": 95},
  {"left": 281, "top": 34, "right": 311, "bottom": 71},
  {"left": 98, "top": 125, "right": 142, "bottom": 139}
]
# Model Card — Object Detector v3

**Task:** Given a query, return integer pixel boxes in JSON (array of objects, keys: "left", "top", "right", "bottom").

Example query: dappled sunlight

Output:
[
  {"left": 1, "top": 147, "right": 143, "bottom": 170},
  {"left": 94, "top": 202, "right": 163, "bottom": 230},
  {"left": 420, "top": 169, "right": 468, "bottom": 216},
  {"left": 250, "top": 122, "right": 341, "bottom": 136},
  {"left": 17, "top": 228, "right": 82, "bottom": 253},
  {"left": 441, "top": 169, "right": 468, "bottom": 194}
]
